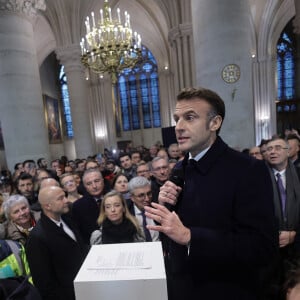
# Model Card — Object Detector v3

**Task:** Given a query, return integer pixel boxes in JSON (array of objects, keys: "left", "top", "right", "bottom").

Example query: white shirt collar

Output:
[
  {"left": 189, "top": 146, "right": 211, "bottom": 162},
  {"left": 50, "top": 217, "right": 63, "bottom": 227},
  {"left": 272, "top": 168, "right": 286, "bottom": 176}
]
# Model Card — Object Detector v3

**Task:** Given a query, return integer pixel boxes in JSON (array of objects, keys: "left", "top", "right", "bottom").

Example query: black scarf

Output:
[{"left": 102, "top": 218, "right": 137, "bottom": 244}]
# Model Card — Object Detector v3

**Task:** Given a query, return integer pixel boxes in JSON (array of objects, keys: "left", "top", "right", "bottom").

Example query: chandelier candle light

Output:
[
  {"left": 80, "top": 0, "right": 142, "bottom": 137},
  {"left": 80, "top": 0, "right": 142, "bottom": 84}
]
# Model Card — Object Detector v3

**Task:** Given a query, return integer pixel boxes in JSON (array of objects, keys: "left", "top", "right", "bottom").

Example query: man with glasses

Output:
[
  {"left": 136, "top": 162, "right": 151, "bottom": 180},
  {"left": 150, "top": 157, "right": 170, "bottom": 204},
  {"left": 128, "top": 176, "right": 159, "bottom": 242},
  {"left": 265, "top": 137, "right": 300, "bottom": 294}
]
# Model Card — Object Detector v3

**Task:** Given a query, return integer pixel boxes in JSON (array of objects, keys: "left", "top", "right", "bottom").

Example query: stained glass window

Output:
[
  {"left": 118, "top": 46, "right": 161, "bottom": 131},
  {"left": 59, "top": 66, "right": 74, "bottom": 138},
  {"left": 277, "top": 22, "right": 295, "bottom": 103}
]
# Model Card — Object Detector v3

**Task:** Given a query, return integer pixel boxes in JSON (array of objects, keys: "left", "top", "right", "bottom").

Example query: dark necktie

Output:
[
  {"left": 141, "top": 211, "right": 152, "bottom": 242},
  {"left": 276, "top": 173, "right": 286, "bottom": 215},
  {"left": 188, "top": 158, "right": 197, "bottom": 166},
  {"left": 95, "top": 198, "right": 101, "bottom": 209}
]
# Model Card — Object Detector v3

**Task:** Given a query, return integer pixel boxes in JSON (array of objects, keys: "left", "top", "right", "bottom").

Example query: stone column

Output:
[
  {"left": 168, "top": 23, "right": 195, "bottom": 92},
  {"left": 0, "top": 0, "right": 49, "bottom": 170},
  {"left": 293, "top": 0, "right": 300, "bottom": 35},
  {"left": 191, "top": 0, "right": 255, "bottom": 148},
  {"left": 158, "top": 68, "right": 176, "bottom": 127},
  {"left": 56, "top": 45, "right": 94, "bottom": 159}
]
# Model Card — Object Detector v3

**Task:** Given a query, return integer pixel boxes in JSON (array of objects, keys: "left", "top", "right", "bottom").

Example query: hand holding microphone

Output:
[{"left": 158, "top": 167, "right": 184, "bottom": 206}]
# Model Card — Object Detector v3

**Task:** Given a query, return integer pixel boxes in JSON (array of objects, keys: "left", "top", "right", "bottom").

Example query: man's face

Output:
[
  {"left": 249, "top": 146, "right": 263, "bottom": 160},
  {"left": 77, "top": 162, "right": 85, "bottom": 171},
  {"left": 36, "top": 171, "right": 50, "bottom": 186},
  {"left": 266, "top": 139, "right": 289, "bottom": 170},
  {"left": 157, "top": 149, "right": 169, "bottom": 161},
  {"left": 120, "top": 155, "right": 132, "bottom": 170},
  {"left": 61, "top": 175, "right": 77, "bottom": 193},
  {"left": 149, "top": 146, "right": 158, "bottom": 156},
  {"left": 41, "top": 159, "right": 48, "bottom": 168},
  {"left": 287, "top": 139, "right": 300, "bottom": 160},
  {"left": 131, "top": 153, "right": 141, "bottom": 165},
  {"left": 151, "top": 159, "right": 170, "bottom": 183},
  {"left": 83, "top": 172, "right": 104, "bottom": 197},
  {"left": 85, "top": 161, "right": 99, "bottom": 170},
  {"left": 48, "top": 188, "right": 69, "bottom": 216},
  {"left": 174, "top": 99, "right": 221, "bottom": 157},
  {"left": 131, "top": 185, "right": 152, "bottom": 211},
  {"left": 51, "top": 161, "right": 60, "bottom": 170},
  {"left": 136, "top": 165, "right": 151, "bottom": 179},
  {"left": 106, "top": 163, "right": 115, "bottom": 172},
  {"left": 260, "top": 144, "right": 269, "bottom": 160},
  {"left": 24, "top": 162, "right": 36, "bottom": 176},
  {"left": 18, "top": 179, "right": 33, "bottom": 197},
  {"left": 16, "top": 163, "right": 23, "bottom": 171},
  {"left": 168, "top": 145, "right": 180, "bottom": 159}
]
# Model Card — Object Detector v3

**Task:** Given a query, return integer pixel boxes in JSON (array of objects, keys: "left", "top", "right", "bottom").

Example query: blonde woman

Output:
[{"left": 90, "top": 191, "right": 144, "bottom": 245}]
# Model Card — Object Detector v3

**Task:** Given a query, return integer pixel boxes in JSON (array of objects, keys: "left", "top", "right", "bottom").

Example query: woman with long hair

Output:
[{"left": 90, "top": 190, "right": 144, "bottom": 245}]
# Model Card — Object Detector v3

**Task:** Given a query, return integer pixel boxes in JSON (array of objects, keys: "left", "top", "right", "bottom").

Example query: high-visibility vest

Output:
[{"left": 0, "top": 240, "right": 31, "bottom": 279}]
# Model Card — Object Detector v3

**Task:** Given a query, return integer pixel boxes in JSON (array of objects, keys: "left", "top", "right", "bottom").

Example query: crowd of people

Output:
[{"left": 0, "top": 87, "right": 300, "bottom": 300}]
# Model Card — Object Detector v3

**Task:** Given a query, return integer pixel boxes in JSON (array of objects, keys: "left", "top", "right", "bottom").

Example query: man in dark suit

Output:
[
  {"left": 26, "top": 186, "right": 88, "bottom": 300},
  {"left": 150, "top": 156, "right": 170, "bottom": 204},
  {"left": 264, "top": 137, "right": 300, "bottom": 297},
  {"left": 287, "top": 133, "right": 300, "bottom": 168},
  {"left": 145, "top": 87, "right": 277, "bottom": 300},
  {"left": 72, "top": 168, "right": 106, "bottom": 244},
  {"left": 127, "top": 176, "right": 160, "bottom": 242}
]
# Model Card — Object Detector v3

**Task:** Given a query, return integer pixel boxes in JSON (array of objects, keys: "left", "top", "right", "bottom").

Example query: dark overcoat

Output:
[
  {"left": 167, "top": 136, "right": 277, "bottom": 300},
  {"left": 26, "top": 213, "right": 89, "bottom": 300}
]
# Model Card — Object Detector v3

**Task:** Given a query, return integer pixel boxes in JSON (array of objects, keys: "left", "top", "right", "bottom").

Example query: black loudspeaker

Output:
[{"left": 161, "top": 126, "right": 177, "bottom": 148}]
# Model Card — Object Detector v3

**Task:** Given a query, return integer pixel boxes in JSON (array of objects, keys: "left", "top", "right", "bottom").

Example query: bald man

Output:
[
  {"left": 39, "top": 177, "right": 60, "bottom": 189},
  {"left": 26, "top": 186, "right": 88, "bottom": 300},
  {"left": 31, "top": 178, "right": 60, "bottom": 212}
]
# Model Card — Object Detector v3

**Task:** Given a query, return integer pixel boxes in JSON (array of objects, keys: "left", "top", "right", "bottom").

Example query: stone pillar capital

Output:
[
  {"left": 0, "top": 0, "right": 45, "bottom": 17},
  {"left": 179, "top": 23, "right": 193, "bottom": 36},
  {"left": 56, "top": 44, "right": 84, "bottom": 73},
  {"left": 168, "top": 23, "right": 193, "bottom": 46}
]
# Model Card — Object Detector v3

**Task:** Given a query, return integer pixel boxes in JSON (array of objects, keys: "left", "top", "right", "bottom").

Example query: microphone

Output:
[
  {"left": 165, "top": 167, "right": 184, "bottom": 211},
  {"left": 169, "top": 167, "right": 184, "bottom": 189}
]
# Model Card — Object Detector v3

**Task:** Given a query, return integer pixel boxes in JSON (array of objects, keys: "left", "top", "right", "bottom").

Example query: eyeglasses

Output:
[
  {"left": 152, "top": 166, "right": 168, "bottom": 172},
  {"left": 137, "top": 169, "right": 150, "bottom": 174},
  {"left": 133, "top": 191, "right": 152, "bottom": 199},
  {"left": 63, "top": 179, "right": 75, "bottom": 186},
  {"left": 266, "top": 145, "right": 289, "bottom": 152}
]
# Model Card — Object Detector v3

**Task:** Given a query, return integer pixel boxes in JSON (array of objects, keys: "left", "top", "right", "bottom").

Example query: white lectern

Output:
[{"left": 74, "top": 241, "right": 168, "bottom": 300}]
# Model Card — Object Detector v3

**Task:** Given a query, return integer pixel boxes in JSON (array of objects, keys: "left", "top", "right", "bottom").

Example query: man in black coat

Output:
[
  {"left": 145, "top": 87, "right": 277, "bottom": 300},
  {"left": 264, "top": 137, "right": 300, "bottom": 298},
  {"left": 26, "top": 186, "right": 88, "bottom": 300},
  {"left": 72, "top": 168, "right": 106, "bottom": 244}
]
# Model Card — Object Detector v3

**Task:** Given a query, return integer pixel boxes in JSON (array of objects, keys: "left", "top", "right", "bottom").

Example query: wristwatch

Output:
[{"left": 222, "top": 64, "right": 240, "bottom": 83}]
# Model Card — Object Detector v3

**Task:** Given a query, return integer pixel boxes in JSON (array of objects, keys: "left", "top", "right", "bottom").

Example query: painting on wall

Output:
[
  {"left": 43, "top": 95, "right": 63, "bottom": 144},
  {"left": 0, "top": 121, "right": 4, "bottom": 150}
]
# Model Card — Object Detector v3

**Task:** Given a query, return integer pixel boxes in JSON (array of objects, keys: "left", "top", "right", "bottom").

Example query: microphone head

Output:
[{"left": 169, "top": 167, "right": 184, "bottom": 188}]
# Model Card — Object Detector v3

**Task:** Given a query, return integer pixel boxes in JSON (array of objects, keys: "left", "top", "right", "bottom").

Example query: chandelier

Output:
[{"left": 80, "top": 0, "right": 142, "bottom": 84}]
